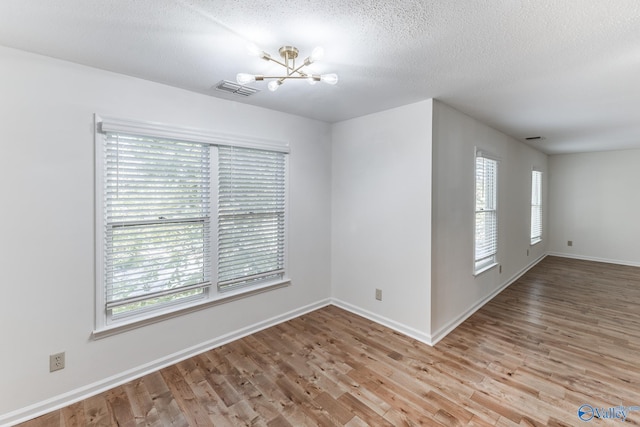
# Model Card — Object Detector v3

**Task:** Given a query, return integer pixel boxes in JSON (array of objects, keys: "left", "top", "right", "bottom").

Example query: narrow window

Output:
[
  {"left": 531, "top": 170, "right": 542, "bottom": 244},
  {"left": 474, "top": 152, "right": 498, "bottom": 274}
]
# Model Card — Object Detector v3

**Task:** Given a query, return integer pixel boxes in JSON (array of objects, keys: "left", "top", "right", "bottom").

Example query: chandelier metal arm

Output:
[
  {"left": 288, "top": 60, "right": 310, "bottom": 77},
  {"left": 262, "top": 56, "right": 310, "bottom": 78},
  {"left": 260, "top": 76, "right": 316, "bottom": 79}
]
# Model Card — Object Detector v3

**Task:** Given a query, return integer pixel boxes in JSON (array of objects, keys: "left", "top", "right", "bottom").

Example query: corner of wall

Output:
[{"left": 329, "top": 99, "right": 434, "bottom": 339}]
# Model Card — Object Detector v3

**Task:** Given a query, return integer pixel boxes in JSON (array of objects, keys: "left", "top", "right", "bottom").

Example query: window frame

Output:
[
  {"left": 473, "top": 148, "right": 499, "bottom": 276},
  {"left": 530, "top": 169, "right": 543, "bottom": 245},
  {"left": 94, "top": 115, "right": 290, "bottom": 337}
]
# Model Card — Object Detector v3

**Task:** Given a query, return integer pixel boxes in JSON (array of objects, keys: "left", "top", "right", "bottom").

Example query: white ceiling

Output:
[{"left": 1, "top": 0, "right": 639, "bottom": 154}]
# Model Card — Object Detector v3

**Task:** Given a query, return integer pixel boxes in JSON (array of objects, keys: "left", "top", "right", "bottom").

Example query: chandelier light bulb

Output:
[
  {"left": 247, "top": 43, "right": 262, "bottom": 56},
  {"left": 310, "top": 46, "right": 325, "bottom": 62},
  {"left": 320, "top": 73, "right": 339, "bottom": 85},
  {"left": 236, "top": 73, "right": 256, "bottom": 85},
  {"left": 268, "top": 80, "right": 282, "bottom": 91}
]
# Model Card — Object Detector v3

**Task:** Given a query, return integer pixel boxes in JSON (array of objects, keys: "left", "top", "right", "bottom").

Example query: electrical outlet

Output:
[
  {"left": 568, "top": 240, "right": 573, "bottom": 247},
  {"left": 499, "top": 265, "right": 502, "bottom": 274},
  {"left": 527, "top": 249, "right": 530, "bottom": 256},
  {"left": 50, "top": 352, "right": 65, "bottom": 372},
  {"left": 375, "top": 289, "right": 382, "bottom": 301}
]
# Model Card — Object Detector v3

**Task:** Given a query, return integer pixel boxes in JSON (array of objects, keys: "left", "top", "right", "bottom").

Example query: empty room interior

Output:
[{"left": 1, "top": 1, "right": 640, "bottom": 426}]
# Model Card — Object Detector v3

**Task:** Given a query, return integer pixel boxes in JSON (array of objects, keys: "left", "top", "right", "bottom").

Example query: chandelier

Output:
[{"left": 236, "top": 45, "right": 338, "bottom": 92}]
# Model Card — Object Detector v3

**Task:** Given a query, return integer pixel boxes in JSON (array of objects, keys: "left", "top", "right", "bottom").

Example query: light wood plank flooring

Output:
[{"left": 17, "top": 256, "right": 640, "bottom": 426}]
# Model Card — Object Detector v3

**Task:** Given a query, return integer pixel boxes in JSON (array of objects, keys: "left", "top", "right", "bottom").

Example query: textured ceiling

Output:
[{"left": 0, "top": 0, "right": 639, "bottom": 154}]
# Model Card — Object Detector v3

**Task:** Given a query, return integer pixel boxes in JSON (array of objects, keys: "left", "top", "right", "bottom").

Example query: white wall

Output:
[
  {"left": 548, "top": 150, "right": 640, "bottom": 266},
  {"left": 0, "top": 46, "right": 332, "bottom": 424},
  {"left": 431, "top": 101, "right": 548, "bottom": 340},
  {"left": 331, "top": 100, "right": 433, "bottom": 341}
]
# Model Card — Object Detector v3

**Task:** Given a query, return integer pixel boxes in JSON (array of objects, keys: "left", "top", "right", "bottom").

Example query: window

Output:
[
  {"left": 217, "top": 146, "right": 286, "bottom": 291},
  {"left": 102, "top": 133, "right": 211, "bottom": 319},
  {"left": 95, "top": 117, "right": 289, "bottom": 330},
  {"left": 474, "top": 151, "right": 498, "bottom": 274},
  {"left": 530, "top": 170, "right": 542, "bottom": 244}
]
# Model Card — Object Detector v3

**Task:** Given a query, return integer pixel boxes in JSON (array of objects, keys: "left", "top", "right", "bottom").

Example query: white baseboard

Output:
[
  {"left": 1, "top": 253, "right": 562, "bottom": 426},
  {"left": 546, "top": 252, "right": 640, "bottom": 268},
  {"left": 0, "top": 298, "right": 332, "bottom": 427},
  {"left": 330, "top": 298, "right": 433, "bottom": 346},
  {"left": 429, "top": 253, "right": 547, "bottom": 345}
]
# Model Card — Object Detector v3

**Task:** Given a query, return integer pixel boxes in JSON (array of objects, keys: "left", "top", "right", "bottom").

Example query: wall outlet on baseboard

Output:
[
  {"left": 375, "top": 289, "right": 382, "bottom": 301},
  {"left": 568, "top": 240, "right": 573, "bottom": 247}
]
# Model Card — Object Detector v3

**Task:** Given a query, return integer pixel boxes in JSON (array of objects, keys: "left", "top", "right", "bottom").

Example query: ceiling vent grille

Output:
[{"left": 214, "top": 80, "right": 260, "bottom": 97}]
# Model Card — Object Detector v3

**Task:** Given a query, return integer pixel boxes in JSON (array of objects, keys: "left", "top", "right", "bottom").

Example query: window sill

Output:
[
  {"left": 530, "top": 238, "right": 542, "bottom": 246},
  {"left": 473, "top": 262, "right": 498, "bottom": 277},
  {"left": 92, "top": 279, "right": 291, "bottom": 340}
]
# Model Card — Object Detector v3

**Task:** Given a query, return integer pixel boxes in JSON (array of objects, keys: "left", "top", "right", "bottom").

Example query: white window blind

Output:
[
  {"left": 217, "top": 146, "right": 286, "bottom": 291},
  {"left": 531, "top": 170, "right": 542, "bottom": 244},
  {"left": 474, "top": 153, "right": 498, "bottom": 273},
  {"left": 103, "top": 133, "right": 211, "bottom": 318}
]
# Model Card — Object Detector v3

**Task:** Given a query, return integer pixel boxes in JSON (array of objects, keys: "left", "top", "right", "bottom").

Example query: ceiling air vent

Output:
[
  {"left": 525, "top": 136, "right": 545, "bottom": 141},
  {"left": 214, "top": 80, "right": 260, "bottom": 97}
]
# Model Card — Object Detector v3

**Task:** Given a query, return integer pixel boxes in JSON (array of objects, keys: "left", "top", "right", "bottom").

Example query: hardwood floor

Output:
[{"left": 17, "top": 256, "right": 640, "bottom": 426}]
